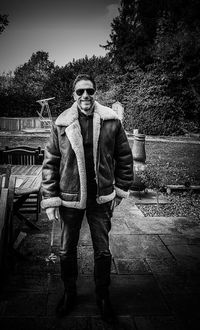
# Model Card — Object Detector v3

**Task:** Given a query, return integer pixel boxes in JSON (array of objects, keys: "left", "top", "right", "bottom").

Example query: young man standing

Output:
[{"left": 41, "top": 74, "right": 133, "bottom": 321}]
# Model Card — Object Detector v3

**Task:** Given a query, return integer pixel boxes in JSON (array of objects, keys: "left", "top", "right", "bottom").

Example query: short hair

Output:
[{"left": 72, "top": 74, "right": 96, "bottom": 91}]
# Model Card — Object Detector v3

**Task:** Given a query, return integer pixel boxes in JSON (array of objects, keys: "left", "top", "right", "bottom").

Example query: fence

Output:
[{"left": 0, "top": 117, "right": 53, "bottom": 131}]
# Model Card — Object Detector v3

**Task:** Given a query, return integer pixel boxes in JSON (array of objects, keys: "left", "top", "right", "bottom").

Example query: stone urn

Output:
[{"left": 131, "top": 133, "right": 146, "bottom": 191}]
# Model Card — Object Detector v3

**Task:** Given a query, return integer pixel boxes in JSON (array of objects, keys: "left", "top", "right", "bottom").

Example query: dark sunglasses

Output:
[{"left": 75, "top": 88, "right": 95, "bottom": 96}]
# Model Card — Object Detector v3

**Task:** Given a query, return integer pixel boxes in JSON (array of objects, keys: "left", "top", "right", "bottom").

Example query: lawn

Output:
[{"left": 145, "top": 140, "right": 200, "bottom": 185}]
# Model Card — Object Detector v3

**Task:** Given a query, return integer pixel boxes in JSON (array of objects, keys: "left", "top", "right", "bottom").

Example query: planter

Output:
[{"left": 131, "top": 133, "right": 146, "bottom": 191}]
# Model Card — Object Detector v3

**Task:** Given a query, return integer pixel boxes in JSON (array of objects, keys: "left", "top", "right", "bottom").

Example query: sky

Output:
[{"left": 0, "top": 0, "right": 120, "bottom": 74}]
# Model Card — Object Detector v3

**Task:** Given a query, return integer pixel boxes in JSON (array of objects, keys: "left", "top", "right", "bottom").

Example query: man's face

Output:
[{"left": 73, "top": 80, "right": 96, "bottom": 112}]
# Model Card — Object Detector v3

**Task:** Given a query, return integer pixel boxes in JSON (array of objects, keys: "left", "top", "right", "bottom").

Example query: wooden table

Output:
[
  {"left": 1, "top": 165, "right": 42, "bottom": 230},
  {"left": 12, "top": 165, "right": 42, "bottom": 195},
  {"left": 13, "top": 165, "right": 42, "bottom": 230},
  {"left": 11, "top": 164, "right": 42, "bottom": 176}
]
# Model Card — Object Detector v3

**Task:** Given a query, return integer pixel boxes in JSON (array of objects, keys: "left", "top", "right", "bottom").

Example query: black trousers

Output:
[{"left": 59, "top": 199, "right": 113, "bottom": 298}]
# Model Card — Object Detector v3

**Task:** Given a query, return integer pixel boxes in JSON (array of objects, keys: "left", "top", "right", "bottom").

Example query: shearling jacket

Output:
[{"left": 41, "top": 101, "right": 133, "bottom": 209}]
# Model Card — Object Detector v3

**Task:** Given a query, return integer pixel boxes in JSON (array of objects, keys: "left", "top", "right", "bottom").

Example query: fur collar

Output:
[{"left": 55, "top": 101, "right": 119, "bottom": 126}]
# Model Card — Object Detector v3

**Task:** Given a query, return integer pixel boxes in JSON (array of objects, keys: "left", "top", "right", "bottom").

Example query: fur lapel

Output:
[
  {"left": 55, "top": 101, "right": 119, "bottom": 205},
  {"left": 65, "top": 120, "right": 87, "bottom": 208},
  {"left": 55, "top": 101, "right": 119, "bottom": 126},
  {"left": 93, "top": 112, "right": 101, "bottom": 175}
]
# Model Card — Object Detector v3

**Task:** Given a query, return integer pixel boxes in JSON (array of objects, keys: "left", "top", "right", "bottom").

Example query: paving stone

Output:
[
  {"left": 15, "top": 259, "right": 49, "bottom": 274},
  {"left": 183, "top": 315, "right": 200, "bottom": 330},
  {"left": 130, "top": 190, "right": 170, "bottom": 204},
  {"left": 1, "top": 272, "right": 48, "bottom": 292},
  {"left": 3, "top": 292, "right": 47, "bottom": 317},
  {"left": 0, "top": 301, "right": 7, "bottom": 316},
  {"left": 21, "top": 233, "right": 50, "bottom": 257},
  {"left": 166, "top": 245, "right": 200, "bottom": 273},
  {"left": 154, "top": 273, "right": 193, "bottom": 295},
  {"left": 111, "top": 217, "right": 131, "bottom": 234},
  {"left": 180, "top": 273, "right": 200, "bottom": 294},
  {"left": 114, "top": 200, "right": 144, "bottom": 218},
  {"left": 159, "top": 234, "right": 200, "bottom": 246},
  {"left": 126, "top": 216, "right": 200, "bottom": 236},
  {"left": 173, "top": 217, "right": 200, "bottom": 237},
  {"left": 125, "top": 217, "right": 179, "bottom": 234},
  {"left": 90, "top": 315, "right": 136, "bottom": 329},
  {"left": 110, "top": 234, "right": 172, "bottom": 259},
  {"left": 133, "top": 316, "right": 155, "bottom": 330},
  {"left": 155, "top": 272, "right": 200, "bottom": 299},
  {"left": 110, "top": 275, "right": 169, "bottom": 315},
  {"left": 114, "top": 258, "right": 151, "bottom": 274},
  {"left": 146, "top": 257, "right": 184, "bottom": 274},
  {"left": 0, "top": 317, "right": 91, "bottom": 330},
  {"left": 0, "top": 317, "right": 46, "bottom": 330},
  {"left": 57, "top": 317, "right": 91, "bottom": 330},
  {"left": 164, "top": 292, "right": 200, "bottom": 316},
  {"left": 154, "top": 272, "right": 200, "bottom": 315},
  {"left": 134, "top": 315, "right": 186, "bottom": 330}
]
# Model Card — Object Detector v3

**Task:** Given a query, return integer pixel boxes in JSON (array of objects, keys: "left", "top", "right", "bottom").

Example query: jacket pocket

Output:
[{"left": 60, "top": 192, "right": 79, "bottom": 202}]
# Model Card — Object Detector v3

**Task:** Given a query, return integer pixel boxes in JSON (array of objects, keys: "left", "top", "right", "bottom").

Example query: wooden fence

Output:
[{"left": 0, "top": 117, "right": 52, "bottom": 131}]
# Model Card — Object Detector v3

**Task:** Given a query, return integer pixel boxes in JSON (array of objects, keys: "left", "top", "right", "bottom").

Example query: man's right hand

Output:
[{"left": 46, "top": 207, "right": 60, "bottom": 222}]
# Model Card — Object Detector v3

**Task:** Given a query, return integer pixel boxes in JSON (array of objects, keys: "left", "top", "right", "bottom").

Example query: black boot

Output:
[
  {"left": 56, "top": 278, "right": 77, "bottom": 317},
  {"left": 56, "top": 289, "right": 77, "bottom": 317},
  {"left": 94, "top": 255, "right": 115, "bottom": 322},
  {"left": 96, "top": 294, "right": 115, "bottom": 323}
]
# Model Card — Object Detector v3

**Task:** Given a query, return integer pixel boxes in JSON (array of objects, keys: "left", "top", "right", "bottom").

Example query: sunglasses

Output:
[{"left": 75, "top": 88, "right": 95, "bottom": 96}]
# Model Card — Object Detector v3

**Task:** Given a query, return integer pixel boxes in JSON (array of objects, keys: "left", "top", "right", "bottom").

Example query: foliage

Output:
[
  {"left": 0, "top": 13, "right": 9, "bottom": 34},
  {"left": 137, "top": 161, "right": 167, "bottom": 209},
  {"left": 102, "top": 0, "right": 200, "bottom": 134},
  {"left": 101, "top": 0, "right": 151, "bottom": 71},
  {"left": 0, "top": 51, "right": 56, "bottom": 116},
  {"left": 13, "top": 51, "right": 55, "bottom": 96},
  {"left": 121, "top": 68, "right": 185, "bottom": 134},
  {"left": 138, "top": 162, "right": 166, "bottom": 191}
]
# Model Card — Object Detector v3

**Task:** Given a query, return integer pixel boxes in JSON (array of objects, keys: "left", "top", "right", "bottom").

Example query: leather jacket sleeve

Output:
[
  {"left": 41, "top": 124, "right": 62, "bottom": 209},
  {"left": 114, "top": 121, "right": 133, "bottom": 195}
]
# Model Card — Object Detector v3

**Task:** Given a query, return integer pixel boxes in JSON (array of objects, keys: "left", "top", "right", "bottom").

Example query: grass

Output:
[{"left": 145, "top": 141, "right": 200, "bottom": 185}]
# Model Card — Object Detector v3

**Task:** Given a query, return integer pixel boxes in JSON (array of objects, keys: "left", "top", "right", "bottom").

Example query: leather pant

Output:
[{"left": 59, "top": 199, "right": 112, "bottom": 297}]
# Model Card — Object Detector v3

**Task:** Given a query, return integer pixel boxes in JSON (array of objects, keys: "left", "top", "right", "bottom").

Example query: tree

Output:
[
  {"left": 0, "top": 51, "right": 56, "bottom": 116},
  {"left": 0, "top": 13, "right": 9, "bottom": 34},
  {"left": 102, "top": 0, "right": 164, "bottom": 71},
  {"left": 14, "top": 51, "right": 55, "bottom": 96}
]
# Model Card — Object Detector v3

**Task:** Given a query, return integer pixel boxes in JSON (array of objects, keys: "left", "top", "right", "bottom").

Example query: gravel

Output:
[{"left": 138, "top": 192, "right": 200, "bottom": 223}]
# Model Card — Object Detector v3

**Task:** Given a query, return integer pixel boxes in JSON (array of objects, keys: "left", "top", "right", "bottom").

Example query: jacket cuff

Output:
[
  {"left": 115, "top": 186, "right": 130, "bottom": 199},
  {"left": 41, "top": 197, "right": 62, "bottom": 209}
]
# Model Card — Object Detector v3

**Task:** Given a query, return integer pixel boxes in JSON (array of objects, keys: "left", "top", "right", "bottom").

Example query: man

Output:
[{"left": 41, "top": 74, "right": 133, "bottom": 321}]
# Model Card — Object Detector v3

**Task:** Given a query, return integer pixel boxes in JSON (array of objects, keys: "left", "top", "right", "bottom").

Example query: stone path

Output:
[{"left": 0, "top": 194, "right": 200, "bottom": 329}]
